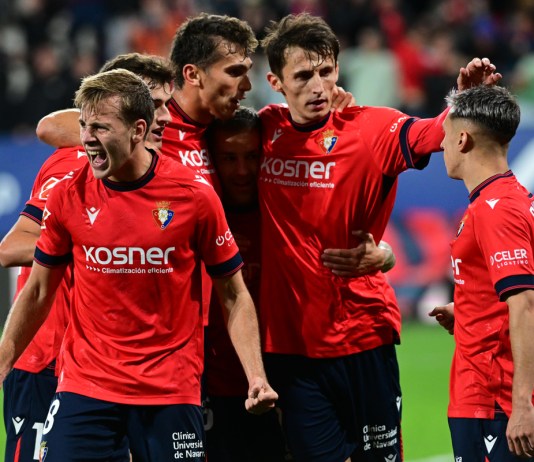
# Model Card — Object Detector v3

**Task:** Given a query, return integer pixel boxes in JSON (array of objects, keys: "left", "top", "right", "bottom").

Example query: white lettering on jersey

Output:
[
  {"left": 490, "top": 248, "right": 528, "bottom": 267},
  {"left": 83, "top": 245, "right": 175, "bottom": 265},
  {"left": 451, "top": 256, "right": 464, "bottom": 285},
  {"left": 216, "top": 228, "right": 235, "bottom": 246},
  {"left": 389, "top": 116, "right": 409, "bottom": 133},
  {"left": 261, "top": 157, "right": 335, "bottom": 180},
  {"left": 179, "top": 149, "right": 211, "bottom": 168},
  {"left": 41, "top": 207, "right": 51, "bottom": 230}
]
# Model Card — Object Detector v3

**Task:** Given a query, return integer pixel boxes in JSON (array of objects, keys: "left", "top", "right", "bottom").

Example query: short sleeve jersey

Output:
[
  {"left": 205, "top": 206, "right": 261, "bottom": 397},
  {"left": 161, "top": 98, "right": 221, "bottom": 324},
  {"left": 258, "top": 104, "right": 442, "bottom": 358},
  {"left": 449, "top": 171, "right": 534, "bottom": 418},
  {"left": 14, "top": 146, "right": 87, "bottom": 374},
  {"left": 35, "top": 153, "right": 243, "bottom": 405}
]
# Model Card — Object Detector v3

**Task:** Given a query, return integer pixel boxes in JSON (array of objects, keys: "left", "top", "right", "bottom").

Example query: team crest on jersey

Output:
[
  {"left": 39, "top": 441, "right": 48, "bottom": 461},
  {"left": 317, "top": 129, "right": 337, "bottom": 154},
  {"left": 152, "top": 201, "right": 174, "bottom": 230}
]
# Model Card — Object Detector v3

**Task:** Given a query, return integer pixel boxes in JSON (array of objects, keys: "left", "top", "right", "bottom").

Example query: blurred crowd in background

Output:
[{"left": 3, "top": 0, "right": 534, "bottom": 135}]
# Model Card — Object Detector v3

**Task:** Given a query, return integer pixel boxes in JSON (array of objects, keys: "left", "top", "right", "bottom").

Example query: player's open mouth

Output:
[
  {"left": 87, "top": 150, "right": 108, "bottom": 168},
  {"left": 151, "top": 127, "right": 164, "bottom": 139},
  {"left": 309, "top": 99, "right": 327, "bottom": 108}
]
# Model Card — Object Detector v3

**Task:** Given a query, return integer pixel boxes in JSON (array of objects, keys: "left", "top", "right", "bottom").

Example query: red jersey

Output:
[
  {"left": 34, "top": 153, "right": 243, "bottom": 406},
  {"left": 161, "top": 97, "right": 221, "bottom": 324},
  {"left": 14, "top": 146, "right": 87, "bottom": 374},
  {"left": 258, "top": 104, "right": 444, "bottom": 357},
  {"left": 449, "top": 171, "right": 534, "bottom": 419},
  {"left": 205, "top": 206, "right": 261, "bottom": 397},
  {"left": 160, "top": 97, "right": 220, "bottom": 191}
]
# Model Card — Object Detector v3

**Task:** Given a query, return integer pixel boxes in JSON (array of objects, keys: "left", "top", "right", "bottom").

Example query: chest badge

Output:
[
  {"left": 153, "top": 201, "right": 174, "bottom": 230},
  {"left": 317, "top": 129, "right": 337, "bottom": 154}
]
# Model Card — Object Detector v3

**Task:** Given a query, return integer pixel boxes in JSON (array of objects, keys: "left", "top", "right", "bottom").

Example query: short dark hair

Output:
[
  {"left": 74, "top": 69, "right": 154, "bottom": 133},
  {"left": 170, "top": 13, "right": 258, "bottom": 89},
  {"left": 261, "top": 13, "right": 339, "bottom": 79},
  {"left": 206, "top": 107, "right": 260, "bottom": 152},
  {"left": 446, "top": 85, "right": 520, "bottom": 145},
  {"left": 100, "top": 53, "right": 174, "bottom": 91}
]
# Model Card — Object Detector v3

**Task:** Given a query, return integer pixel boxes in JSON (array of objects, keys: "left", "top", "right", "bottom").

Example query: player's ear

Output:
[
  {"left": 132, "top": 119, "right": 147, "bottom": 143},
  {"left": 267, "top": 72, "right": 284, "bottom": 94},
  {"left": 458, "top": 131, "right": 473, "bottom": 153},
  {"left": 183, "top": 64, "right": 201, "bottom": 87}
]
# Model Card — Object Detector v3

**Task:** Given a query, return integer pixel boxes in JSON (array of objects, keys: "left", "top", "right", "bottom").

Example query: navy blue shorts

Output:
[
  {"left": 265, "top": 344, "right": 402, "bottom": 462},
  {"left": 3, "top": 367, "right": 58, "bottom": 462},
  {"left": 204, "top": 395, "right": 289, "bottom": 461},
  {"left": 39, "top": 392, "right": 203, "bottom": 462},
  {"left": 449, "top": 410, "right": 534, "bottom": 461}
]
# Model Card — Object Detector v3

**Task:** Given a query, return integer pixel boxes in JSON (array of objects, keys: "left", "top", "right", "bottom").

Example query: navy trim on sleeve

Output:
[
  {"left": 21, "top": 204, "right": 43, "bottom": 224},
  {"left": 496, "top": 274, "right": 534, "bottom": 301},
  {"left": 206, "top": 252, "right": 244, "bottom": 278},
  {"left": 34, "top": 247, "right": 72, "bottom": 268},
  {"left": 399, "top": 117, "right": 417, "bottom": 169}
]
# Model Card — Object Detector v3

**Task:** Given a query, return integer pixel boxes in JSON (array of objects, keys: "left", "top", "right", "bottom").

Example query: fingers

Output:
[{"left": 245, "top": 387, "right": 278, "bottom": 415}]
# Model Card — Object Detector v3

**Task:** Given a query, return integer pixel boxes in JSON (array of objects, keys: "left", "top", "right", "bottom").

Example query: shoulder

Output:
[{"left": 157, "top": 155, "right": 216, "bottom": 195}]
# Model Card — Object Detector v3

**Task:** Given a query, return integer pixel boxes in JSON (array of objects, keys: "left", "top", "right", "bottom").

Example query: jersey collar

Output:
[
  {"left": 103, "top": 149, "right": 158, "bottom": 191},
  {"left": 289, "top": 112, "right": 331, "bottom": 132},
  {"left": 469, "top": 170, "right": 513, "bottom": 203}
]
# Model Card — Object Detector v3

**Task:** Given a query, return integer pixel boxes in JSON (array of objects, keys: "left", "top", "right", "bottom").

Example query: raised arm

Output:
[
  {"left": 36, "top": 109, "right": 81, "bottom": 148},
  {"left": 506, "top": 289, "right": 534, "bottom": 458},
  {"left": 212, "top": 270, "right": 278, "bottom": 414},
  {"left": 0, "top": 216, "right": 41, "bottom": 267}
]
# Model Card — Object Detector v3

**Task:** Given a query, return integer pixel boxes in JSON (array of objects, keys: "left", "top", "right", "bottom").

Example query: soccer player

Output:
[
  {"left": 257, "top": 13, "right": 501, "bottom": 462},
  {"left": 429, "top": 85, "right": 534, "bottom": 461},
  {"left": 161, "top": 12, "right": 258, "bottom": 191},
  {"left": 204, "top": 107, "right": 398, "bottom": 461},
  {"left": 0, "top": 69, "right": 277, "bottom": 461},
  {"left": 0, "top": 53, "right": 174, "bottom": 462}
]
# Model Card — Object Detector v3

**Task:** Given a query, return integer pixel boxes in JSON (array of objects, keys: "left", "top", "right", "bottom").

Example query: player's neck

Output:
[
  {"left": 464, "top": 160, "right": 510, "bottom": 194},
  {"left": 172, "top": 88, "right": 214, "bottom": 126}
]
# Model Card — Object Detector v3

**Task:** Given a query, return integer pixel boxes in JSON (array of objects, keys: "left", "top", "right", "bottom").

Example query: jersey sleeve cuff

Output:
[
  {"left": 206, "top": 252, "right": 244, "bottom": 278},
  {"left": 34, "top": 246, "right": 72, "bottom": 268},
  {"left": 496, "top": 274, "right": 534, "bottom": 301},
  {"left": 20, "top": 204, "right": 43, "bottom": 225}
]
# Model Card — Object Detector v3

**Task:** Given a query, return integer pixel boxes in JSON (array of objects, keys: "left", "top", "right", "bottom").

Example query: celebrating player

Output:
[
  {"left": 0, "top": 53, "right": 174, "bottom": 462},
  {"left": 430, "top": 85, "right": 534, "bottom": 460},
  {"left": 257, "top": 12, "right": 501, "bottom": 462},
  {"left": 0, "top": 69, "right": 276, "bottom": 461}
]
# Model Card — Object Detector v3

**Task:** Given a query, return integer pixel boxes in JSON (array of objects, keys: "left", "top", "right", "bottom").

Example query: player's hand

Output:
[
  {"left": 457, "top": 57, "right": 502, "bottom": 91},
  {"left": 322, "top": 231, "right": 387, "bottom": 277},
  {"left": 428, "top": 302, "right": 455, "bottom": 335},
  {"left": 245, "top": 377, "right": 278, "bottom": 415},
  {"left": 331, "top": 86, "right": 356, "bottom": 112},
  {"left": 507, "top": 404, "right": 534, "bottom": 458}
]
